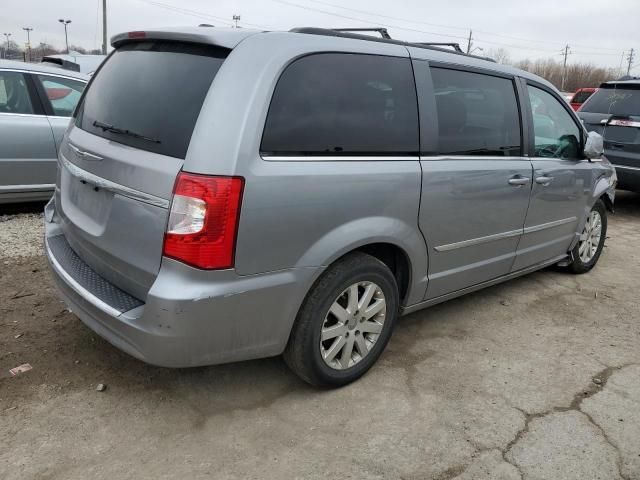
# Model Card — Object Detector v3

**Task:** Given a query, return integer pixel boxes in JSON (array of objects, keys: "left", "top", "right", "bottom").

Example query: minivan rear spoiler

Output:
[{"left": 110, "top": 27, "right": 261, "bottom": 50}]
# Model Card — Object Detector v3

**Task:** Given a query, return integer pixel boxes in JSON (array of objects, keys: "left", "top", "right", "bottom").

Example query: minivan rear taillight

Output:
[{"left": 163, "top": 173, "right": 244, "bottom": 269}]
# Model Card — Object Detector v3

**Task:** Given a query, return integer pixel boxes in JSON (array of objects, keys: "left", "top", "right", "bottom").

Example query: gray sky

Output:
[{"left": 2, "top": 0, "right": 638, "bottom": 70}]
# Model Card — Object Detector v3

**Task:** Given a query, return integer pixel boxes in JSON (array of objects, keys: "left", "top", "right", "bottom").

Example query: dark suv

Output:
[{"left": 578, "top": 80, "right": 640, "bottom": 191}]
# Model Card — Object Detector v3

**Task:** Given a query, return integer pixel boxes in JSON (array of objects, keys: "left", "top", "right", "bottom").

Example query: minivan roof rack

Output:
[
  {"left": 290, "top": 27, "right": 495, "bottom": 62},
  {"left": 331, "top": 28, "right": 391, "bottom": 39},
  {"left": 414, "top": 42, "right": 464, "bottom": 53}
]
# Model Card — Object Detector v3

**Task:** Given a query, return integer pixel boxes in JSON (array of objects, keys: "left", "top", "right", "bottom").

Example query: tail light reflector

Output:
[{"left": 163, "top": 172, "right": 244, "bottom": 270}]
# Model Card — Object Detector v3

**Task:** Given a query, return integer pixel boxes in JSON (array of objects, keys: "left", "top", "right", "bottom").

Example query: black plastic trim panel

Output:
[{"left": 47, "top": 234, "right": 143, "bottom": 313}]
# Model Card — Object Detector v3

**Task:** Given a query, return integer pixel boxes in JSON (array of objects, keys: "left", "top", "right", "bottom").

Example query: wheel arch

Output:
[{"left": 295, "top": 216, "right": 428, "bottom": 307}]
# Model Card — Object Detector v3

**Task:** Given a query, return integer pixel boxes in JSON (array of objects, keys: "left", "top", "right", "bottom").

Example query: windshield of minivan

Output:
[
  {"left": 75, "top": 41, "right": 228, "bottom": 159},
  {"left": 580, "top": 85, "right": 640, "bottom": 116}
]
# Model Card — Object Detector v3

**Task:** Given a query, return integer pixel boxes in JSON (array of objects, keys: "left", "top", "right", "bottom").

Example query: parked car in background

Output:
[
  {"left": 45, "top": 27, "right": 614, "bottom": 387},
  {"left": 561, "top": 91, "right": 574, "bottom": 102},
  {"left": 0, "top": 60, "right": 87, "bottom": 204},
  {"left": 42, "top": 53, "right": 107, "bottom": 75},
  {"left": 570, "top": 87, "right": 597, "bottom": 111},
  {"left": 578, "top": 79, "right": 640, "bottom": 191}
]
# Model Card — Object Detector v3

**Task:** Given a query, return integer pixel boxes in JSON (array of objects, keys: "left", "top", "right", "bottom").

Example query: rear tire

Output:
[
  {"left": 567, "top": 200, "right": 607, "bottom": 274},
  {"left": 284, "top": 252, "right": 399, "bottom": 387}
]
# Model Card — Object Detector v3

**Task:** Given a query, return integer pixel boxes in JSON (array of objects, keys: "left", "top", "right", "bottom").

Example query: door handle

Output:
[
  {"left": 535, "top": 176, "right": 554, "bottom": 186},
  {"left": 508, "top": 176, "right": 530, "bottom": 186}
]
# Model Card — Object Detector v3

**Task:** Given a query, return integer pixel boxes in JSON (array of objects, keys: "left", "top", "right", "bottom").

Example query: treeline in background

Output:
[
  {"left": 1, "top": 41, "right": 102, "bottom": 62},
  {"left": 487, "top": 48, "right": 625, "bottom": 92}
]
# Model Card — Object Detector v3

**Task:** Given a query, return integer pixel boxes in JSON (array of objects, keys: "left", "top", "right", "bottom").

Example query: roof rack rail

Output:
[
  {"left": 290, "top": 27, "right": 495, "bottom": 62},
  {"left": 331, "top": 28, "right": 391, "bottom": 39},
  {"left": 414, "top": 42, "right": 464, "bottom": 53}
]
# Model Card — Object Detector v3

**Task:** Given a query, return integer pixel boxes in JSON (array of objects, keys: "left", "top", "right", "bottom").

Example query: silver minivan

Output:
[
  {"left": 45, "top": 27, "right": 615, "bottom": 386},
  {"left": 0, "top": 60, "right": 87, "bottom": 203}
]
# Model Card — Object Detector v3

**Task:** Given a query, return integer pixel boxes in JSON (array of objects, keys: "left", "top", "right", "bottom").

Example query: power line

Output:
[
  {"left": 272, "top": 0, "right": 469, "bottom": 40},
  {"left": 295, "top": 0, "right": 620, "bottom": 52},
  {"left": 138, "top": 0, "right": 273, "bottom": 29},
  {"left": 627, "top": 48, "right": 636, "bottom": 76},
  {"left": 271, "top": 0, "right": 563, "bottom": 55}
]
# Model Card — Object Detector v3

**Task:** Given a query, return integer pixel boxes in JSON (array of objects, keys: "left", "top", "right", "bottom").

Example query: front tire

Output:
[
  {"left": 567, "top": 199, "right": 607, "bottom": 274},
  {"left": 284, "top": 252, "right": 399, "bottom": 387}
]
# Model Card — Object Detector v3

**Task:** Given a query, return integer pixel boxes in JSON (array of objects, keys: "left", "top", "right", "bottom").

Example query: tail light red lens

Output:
[{"left": 163, "top": 172, "right": 244, "bottom": 270}]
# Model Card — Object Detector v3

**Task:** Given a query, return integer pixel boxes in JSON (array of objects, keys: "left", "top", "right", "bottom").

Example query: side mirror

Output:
[{"left": 583, "top": 131, "right": 604, "bottom": 159}]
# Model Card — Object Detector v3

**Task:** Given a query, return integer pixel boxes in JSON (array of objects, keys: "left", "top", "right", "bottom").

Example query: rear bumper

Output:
[
  {"left": 44, "top": 198, "right": 321, "bottom": 368},
  {"left": 613, "top": 165, "right": 640, "bottom": 192}
]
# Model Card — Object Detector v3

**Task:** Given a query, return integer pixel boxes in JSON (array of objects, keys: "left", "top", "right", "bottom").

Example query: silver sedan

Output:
[{"left": 0, "top": 60, "right": 87, "bottom": 204}]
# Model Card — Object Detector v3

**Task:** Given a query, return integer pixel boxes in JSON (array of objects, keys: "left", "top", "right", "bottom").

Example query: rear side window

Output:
[
  {"left": 571, "top": 90, "right": 594, "bottom": 104},
  {"left": 37, "top": 75, "right": 86, "bottom": 117},
  {"left": 0, "top": 71, "right": 34, "bottom": 115},
  {"left": 430, "top": 68, "right": 521, "bottom": 156},
  {"left": 261, "top": 53, "right": 419, "bottom": 156},
  {"left": 76, "top": 41, "right": 228, "bottom": 159},
  {"left": 580, "top": 86, "right": 640, "bottom": 116}
]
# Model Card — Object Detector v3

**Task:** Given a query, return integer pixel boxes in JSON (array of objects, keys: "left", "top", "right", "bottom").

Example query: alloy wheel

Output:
[
  {"left": 578, "top": 210, "right": 603, "bottom": 263},
  {"left": 320, "top": 281, "right": 387, "bottom": 370}
]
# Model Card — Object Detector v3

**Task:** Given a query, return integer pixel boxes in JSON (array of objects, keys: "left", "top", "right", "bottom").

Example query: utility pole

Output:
[
  {"left": 102, "top": 0, "right": 107, "bottom": 55},
  {"left": 561, "top": 44, "right": 571, "bottom": 91},
  {"left": 22, "top": 27, "right": 33, "bottom": 62},
  {"left": 232, "top": 15, "right": 241, "bottom": 28},
  {"left": 627, "top": 48, "right": 636, "bottom": 77},
  {"left": 58, "top": 19, "right": 71, "bottom": 54},
  {"left": 618, "top": 51, "right": 626, "bottom": 78},
  {"left": 466, "top": 29, "right": 473, "bottom": 54}
]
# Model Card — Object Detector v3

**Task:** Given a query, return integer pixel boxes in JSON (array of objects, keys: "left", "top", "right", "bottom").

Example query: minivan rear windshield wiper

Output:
[{"left": 92, "top": 120, "right": 161, "bottom": 144}]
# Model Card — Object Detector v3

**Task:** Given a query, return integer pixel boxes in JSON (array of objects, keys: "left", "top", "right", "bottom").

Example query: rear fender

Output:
[{"left": 296, "top": 216, "right": 429, "bottom": 306}]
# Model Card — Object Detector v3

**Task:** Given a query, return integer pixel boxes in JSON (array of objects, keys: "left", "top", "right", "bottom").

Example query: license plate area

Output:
[{"left": 60, "top": 165, "right": 113, "bottom": 236}]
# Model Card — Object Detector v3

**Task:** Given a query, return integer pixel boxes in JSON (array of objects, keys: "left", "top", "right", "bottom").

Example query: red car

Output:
[{"left": 570, "top": 87, "right": 597, "bottom": 111}]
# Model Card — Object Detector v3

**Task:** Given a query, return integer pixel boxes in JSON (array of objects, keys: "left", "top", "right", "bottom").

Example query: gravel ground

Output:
[
  {"left": 0, "top": 203, "right": 45, "bottom": 259},
  {"left": 1, "top": 193, "right": 639, "bottom": 480}
]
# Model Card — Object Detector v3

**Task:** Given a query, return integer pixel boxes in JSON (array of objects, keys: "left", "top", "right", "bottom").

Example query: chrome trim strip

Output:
[
  {"left": 421, "top": 155, "right": 525, "bottom": 161},
  {"left": 613, "top": 164, "right": 640, "bottom": 172},
  {"left": 262, "top": 155, "right": 419, "bottom": 161},
  {"left": 523, "top": 217, "right": 577, "bottom": 234},
  {"left": 434, "top": 229, "right": 522, "bottom": 252},
  {"left": 0, "top": 112, "right": 45, "bottom": 119},
  {"left": 59, "top": 154, "right": 170, "bottom": 209},
  {"left": 434, "top": 217, "right": 577, "bottom": 252},
  {"left": 68, "top": 143, "right": 103, "bottom": 161},
  {"left": 0, "top": 67, "right": 87, "bottom": 83},
  {"left": 0, "top": 183, "right": 54, "bottom": 193},
  {"left": 46, "top": 238, "right": 122, "bottom": 318}
]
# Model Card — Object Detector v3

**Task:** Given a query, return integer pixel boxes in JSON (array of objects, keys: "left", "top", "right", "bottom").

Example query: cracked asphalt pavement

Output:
[{"left": 1, "top": 192, "right": 640, "bottom": 480}]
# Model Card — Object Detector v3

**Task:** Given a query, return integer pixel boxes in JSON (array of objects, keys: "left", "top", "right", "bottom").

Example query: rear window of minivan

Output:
[{"left": 75, "top": 41, "right": 228, "bottom": 159}]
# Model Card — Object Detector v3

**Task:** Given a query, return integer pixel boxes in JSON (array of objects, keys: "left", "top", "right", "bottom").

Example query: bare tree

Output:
[
  {"left": 487, "top": 48, "right": 511, "bottom": 65},
  {"left": 2, "top": 40, "right": 24, "bottom": 61},
  {"left": 68, "top": 44, "right": 88, "bottom": 54},
  {"left": 514, "top": 57, "right": 618, "bottom": 91}
]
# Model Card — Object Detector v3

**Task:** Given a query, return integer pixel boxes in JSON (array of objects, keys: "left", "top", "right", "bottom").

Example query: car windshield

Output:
[{"left": 580, "top": 86, "right": 640, "bottom": 116}]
